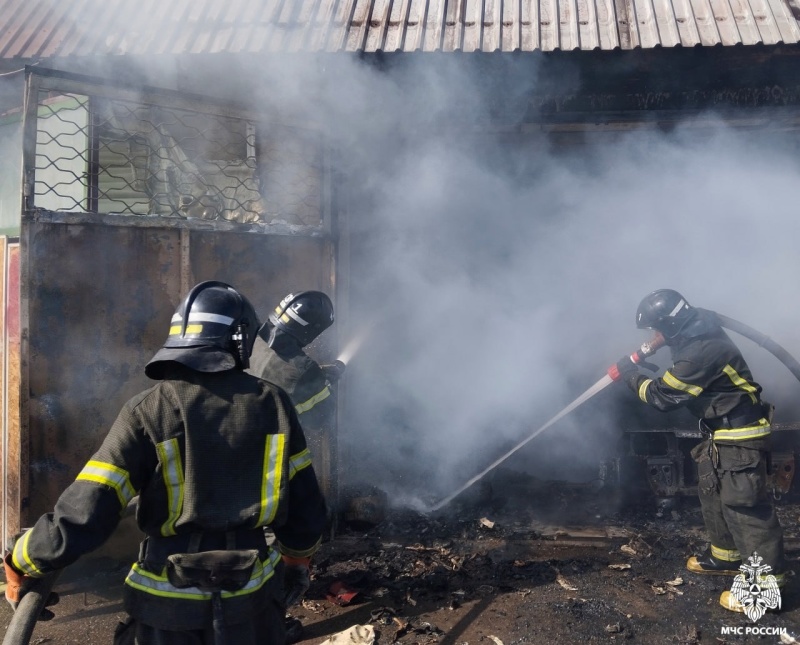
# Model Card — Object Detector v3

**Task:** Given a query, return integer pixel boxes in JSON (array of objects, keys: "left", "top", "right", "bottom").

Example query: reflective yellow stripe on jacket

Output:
[
  {"left": 662, "top": 371, "right": 703, "bottom": 397},
  {"left": 289, "top": 448, "right": 312, "bottom": 480},
  {"left": 722, "top": 365, "right": 758, "bottom": 404},
  {"left": 713, "top": 419, "right": 771, "bottom": 442},
  {"left": 258, "top": 434, "right": 286, "bottom": 525},
  {"left": 156, "top": 439, "right": 184, "bottom": 537},
  {"left": 637, "top": 379, "right": 653, "bottom": 403},
  {"left": 77, "top": 460, "right": 136, "bottom": 509},
  {"left": 125, "top": 548, "right": 281, "bottom": 600},
  {"left": 295, "top": 385, "right": 331, "bottom": 415},
  {"left": 11, "top": 530, "right": 43, "bottom": 577}
]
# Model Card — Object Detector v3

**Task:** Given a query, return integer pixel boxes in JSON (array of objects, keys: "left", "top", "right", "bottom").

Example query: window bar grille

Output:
[{"left": 86, "top": 97, "right": 100, "bottom": 214}]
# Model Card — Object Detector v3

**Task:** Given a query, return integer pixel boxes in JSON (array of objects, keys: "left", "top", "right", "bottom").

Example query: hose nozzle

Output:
[
  {"left": 637, "top": 331, "right": 666, "bottom": 360},
  {"left": 321, "top": 359, "right": 347, "bottom": 382},
  {"left": 607, "top": 332, "right": 665, "bottom": 381}
]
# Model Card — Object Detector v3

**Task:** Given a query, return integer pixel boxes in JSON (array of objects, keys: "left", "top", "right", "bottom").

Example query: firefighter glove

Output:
[
  {"left": 282, "top": 555, "right": 311, "bottom": 608},
  {"left": 615, "top": 356, "right": 640, "bottom": 381},
  {"left": 3, "top": 553, "right": 58, "bottom": 620},
  {"left": 638, "top": 360, "right": 659, "bottom": 372},
  {"left": 320, "top": 360, "right": 346, "bottom": 383}
]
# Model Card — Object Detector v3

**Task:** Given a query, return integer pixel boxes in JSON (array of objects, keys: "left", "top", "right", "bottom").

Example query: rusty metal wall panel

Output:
[
  {"left": 0, "top": 238, "right": 6, "bottom": 545},
  {"left": 2, "top": 0, "right": 800, "bottom": 58},
  {"left": 5, "top": 242, "right": 20, "bottom": 550},
  {"left": 189, "top": 232, "right": 333, "bottom": 314},
  {"left": 23, "top": 223, "right": 181, "bottom": 521},
  {"left": 21, "top": 222, "right": 334, "bottom": 522},
  {"left": 0, "top": 238, "right": 23, "bottom": 551}
]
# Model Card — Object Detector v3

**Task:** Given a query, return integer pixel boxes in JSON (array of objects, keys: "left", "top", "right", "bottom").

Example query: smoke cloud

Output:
[
  {"left": 9, "top": 38, "right": 800, "bottom": 508},
  {"left": 251, "top": 55, "right": 800, "bottom": 503}
]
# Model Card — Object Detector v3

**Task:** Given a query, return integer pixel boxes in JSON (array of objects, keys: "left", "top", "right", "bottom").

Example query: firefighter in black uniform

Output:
[
  {"left": 3, "top": 281, "right": 328, "bottom": 643},
  {"left": 612, "top": 289, "right": 786, "bottom": 613},
  {"left": 247, "top": 290, "right": 340, "bottom": 641},
  {"left": 249, "top": 291, "right": 340, "bottom": 431},
  {"left": 248, "top": 291, "right": 342, "bottom": 497}
]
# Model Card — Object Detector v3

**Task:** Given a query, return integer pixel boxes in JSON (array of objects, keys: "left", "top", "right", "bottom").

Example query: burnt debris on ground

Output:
[{"left": 291, "top": 469, "right": 800, "bottom": 644}]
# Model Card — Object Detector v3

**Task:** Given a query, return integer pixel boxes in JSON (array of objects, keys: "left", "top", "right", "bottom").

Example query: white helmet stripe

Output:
[
  {"left": 286, "top": 307, "right": 309, "bottom": 326},
  {"left": 668, "top": 299, "right": 686, "bottom": 318},
  {"left": 188, "top": 312, "right": 235, "bottom": 325},
  {"left": 170, "top": 312, "right": 235, "bottom": 325}
]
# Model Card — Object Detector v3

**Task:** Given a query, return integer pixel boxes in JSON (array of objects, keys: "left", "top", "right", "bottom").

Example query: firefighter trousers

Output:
[
  {"left": 693, "top": 438, "right": 785, "bottom": 574},
  {"left": 113, "top": 604, "right": 284, "bottom": 645}
]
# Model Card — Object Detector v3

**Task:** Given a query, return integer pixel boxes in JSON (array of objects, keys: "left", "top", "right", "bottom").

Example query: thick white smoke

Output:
[
  {"left": 279, "top": 58, "right": 800, "bottom": 501},
  {"left": 10, "top": 43, "right": 800, "bottom": 507}
]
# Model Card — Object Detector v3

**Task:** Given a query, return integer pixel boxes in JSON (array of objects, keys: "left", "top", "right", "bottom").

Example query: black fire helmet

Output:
[
  {"left": 636, "top": 288, "right": 695, "bottom": 339},
  {"left": 268, "top": 291, "right": 334, "bottom": 347},
  {"left": 145, "top": 281, "right": 261, "bottom": 379}
]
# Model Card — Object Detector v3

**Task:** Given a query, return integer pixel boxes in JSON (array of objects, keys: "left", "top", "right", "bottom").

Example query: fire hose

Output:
[
  {"left": 2, "top": 570, "right": 61, "bottom": 645},
  {"left": 430, "top": 309, "right": 800, "bottom": 512},
  {"left": 3, "top": 499, "right": 139, "bottom": 645},
  {"left": 702, "top": 309, "right": 800, "bottom": 385}
]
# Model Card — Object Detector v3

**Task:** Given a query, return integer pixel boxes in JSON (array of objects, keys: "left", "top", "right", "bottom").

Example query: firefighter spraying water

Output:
[
  {"left": 430, "top": 288, "right": 800, "bottom": 612},
  {"left": 428, "top": 290, "right": 800, "bottom": 517},
  {"left": 337, "top": 322, "right": 373, "bottom": 366},
  {"left": 428, "top": 334, "right": 666, "bottom": 512}
]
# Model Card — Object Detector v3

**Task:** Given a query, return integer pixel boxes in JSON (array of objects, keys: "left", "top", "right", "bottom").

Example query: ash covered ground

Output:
[
  {"left": 1, "top": 469, "right": 799, "bottom": 644},
  {"left": 294, "top": 470, "right": 800, "bottom": 644}
]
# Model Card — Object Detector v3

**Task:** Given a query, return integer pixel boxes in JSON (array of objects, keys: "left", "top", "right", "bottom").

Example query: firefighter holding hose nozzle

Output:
[
  {"left": 609, "top": 289, "right": 786, "bottom": 614},
  {"left": 249, "top": 291, "right": 341, "bottom": 430},
  {"left": 247, "top": 290, "right": 340, "bottom": 643},
  {"left": 4, "top": 282, "right": 327, "bottom": 643}
]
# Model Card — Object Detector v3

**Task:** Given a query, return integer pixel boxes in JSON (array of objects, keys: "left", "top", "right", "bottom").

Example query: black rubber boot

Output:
[
  {"left": 285, "top": 617, "right": 304, "bottom": 644},
  {"left": 686, "top": 549, "right": 741, "bottom": 575}
]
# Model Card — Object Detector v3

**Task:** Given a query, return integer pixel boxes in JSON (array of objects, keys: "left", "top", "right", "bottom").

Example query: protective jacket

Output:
[
  {"left": 619, "top": 310, "right": 784, "bottom": 577},
  {"left": 621, "top": 313, "right": 770, "bottom": 444},
  {"left": 10, "top": 364, "right": 327, "bottom": 631},
  {"left": 248, "top": 327, "right": 333, "bottom": 428}
]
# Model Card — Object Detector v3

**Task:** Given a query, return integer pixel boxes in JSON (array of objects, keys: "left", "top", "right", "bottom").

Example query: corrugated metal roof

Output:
[{"left": 1, "top": 0, "right": 799, "bottom": 59}]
